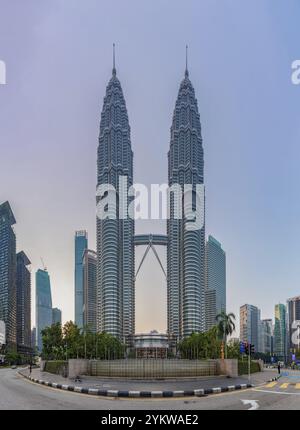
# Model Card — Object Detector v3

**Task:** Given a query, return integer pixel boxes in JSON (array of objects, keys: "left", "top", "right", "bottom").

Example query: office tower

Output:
[
  {"left": 274, "top": 303, "right": 287, "bottom": 361},
  {"left": 96, "top": 49, "right": 135, "bottom": 340},
  {"left": 31, "top": 327, "right": 36, "bottom": 350},
  {"left": 167, "top": 58, "right": 205, "bottom": 340},
  {"left": 239, "top": 304, "right": 261, "bottom": 351},
  {"left": 260, "top": 319, "right": 273, "bottom": 354},
  {"left": 0, "top": 201, "right": 17, "bottom": 349},
  {"left": 287, "top": 295, "right": 300, "bottom": 353},
  {"left": 0, "top": 320, "right": 6, "bottom": 346},
  {"left": 205, "top": 289, "right": 217, "bottom": 331},
  {"left": 205, "top": 236, "right": 226, "bottom": 330},
  {"left": 52, "top": 307, "right": 62, "bottom": 325},
  {"left": 83, "top": 250, "right": 97, "bottom": 333},
  {"left": 16, "top": 251, "right": 31, "bottom": 353},
  {"left": 74, "top": 230, "right": 88, "bottom": 328},
  {"left": 36, "top": 269, "right": 53, "bottom": 351}
]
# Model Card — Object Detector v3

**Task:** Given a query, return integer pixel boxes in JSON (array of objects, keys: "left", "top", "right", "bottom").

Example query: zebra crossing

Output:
[{"left": 264, "top": 380, "right": 300, "bottom": 390}]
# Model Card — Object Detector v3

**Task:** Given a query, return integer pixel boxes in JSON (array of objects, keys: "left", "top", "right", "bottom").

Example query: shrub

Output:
[
  {"left": 44, "top": 360, "right": 68, "bottom": 377},
  {"left": 238, "top": 360, "right": 261, "bottom": 375}
]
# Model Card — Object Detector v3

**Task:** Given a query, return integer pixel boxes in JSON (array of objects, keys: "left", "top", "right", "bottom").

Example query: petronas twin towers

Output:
[{"left": 97, "top": 49, "right": 205, "bottom": 342}]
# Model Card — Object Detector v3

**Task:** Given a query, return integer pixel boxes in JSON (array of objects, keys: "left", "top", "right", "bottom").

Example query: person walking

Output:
[{"left": 277, "top": 362, "right": 281, "bottom": 374}]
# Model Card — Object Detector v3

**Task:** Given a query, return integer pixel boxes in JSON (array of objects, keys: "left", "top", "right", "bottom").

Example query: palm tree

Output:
[{"left": 216, "top": 311, "right": 236, "bottom": 359}]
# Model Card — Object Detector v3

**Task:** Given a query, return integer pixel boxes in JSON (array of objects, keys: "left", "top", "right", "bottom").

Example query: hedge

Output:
[
  {"left": 44, "top": 361, "right": 68, "bottom": 376},
  {"left": 238, "top": 360, "right": 261, "bottom": 375}
]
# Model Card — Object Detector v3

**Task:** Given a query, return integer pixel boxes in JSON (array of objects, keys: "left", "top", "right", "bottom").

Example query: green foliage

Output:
[
  {"left": 216, "top": 311, "right": 236, "bottom": 358},
  {"left": 41, "top": 321, "right": 125, "bottom": 361},
  {"left": 178, "top": 327, "right": 222, "bottom": 359},
  {"left": 41, "top": 322, "right": 64, "bottom": 360},
  {"left": 44, "top": 360, "right": 68, "bottom": 376},
  {"left": 227, "top": 340, "right": 241, "bottom": 359},
  {"left": 5, "top": 351, "right": 21, "bottom": 365},
  {"left": 238, "top": 360, "right": 261, "bottom": 375}
]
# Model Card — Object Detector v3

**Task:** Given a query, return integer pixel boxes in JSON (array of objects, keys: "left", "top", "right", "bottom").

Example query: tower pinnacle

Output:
[
  {"left": 185, "top": 45, "right": 189, "bottom": 77},
  {"left": 112, "top": 43, "right": 116, "bottom": 76}
]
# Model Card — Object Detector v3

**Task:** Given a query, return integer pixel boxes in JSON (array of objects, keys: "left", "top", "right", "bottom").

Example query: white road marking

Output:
[
  {"left": 241, "top": 399, "right": 260, "bottom": 410},
  {"left": 253, "top": 388, "right": 300, "bottom": 396}
]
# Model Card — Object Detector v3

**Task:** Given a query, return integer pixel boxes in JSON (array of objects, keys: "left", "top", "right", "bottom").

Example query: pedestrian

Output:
[
  {"left": 278, "top": 362, "right": 281, "bottom": 374},
  {"left": 29, "top": 363, "right": 32, "bottom": 375}
]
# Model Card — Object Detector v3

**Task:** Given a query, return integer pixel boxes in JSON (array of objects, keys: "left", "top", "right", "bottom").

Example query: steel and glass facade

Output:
[
  {"left": 205, "top": 235, "right": 226, "bottom": 330},
  {"left": 96, "top": 63, "right": 135, "bottom": 340},
  {"left": 36, "top": 269, "right": 53, "bottom": 351},
  {"left": 240, "top": 304, "right": 261, "bottom": 351},
  {"left": 74, "top": 230, "right": 88, "bottom": 328},
  {"left": 274, "top": 303, "right": 287, "bottom": 360},
  {"left": 16, "top": 251, "right": 31, "bottom": 351},
  {"left": 83, "top": 249, "right": 97, "bottom": 333},
  {"left": 0, "top": 201, "right": 17, "bottom": 349},
  {"left": 52, "top": 307, "right": 62, "bottom": 325},
  {"left": 167, "top": 67, "right": 205, "bottom": 339}
]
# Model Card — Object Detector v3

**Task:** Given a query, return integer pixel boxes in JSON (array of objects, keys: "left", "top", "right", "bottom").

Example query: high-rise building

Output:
[
  {"left": 52, "top": 307, "right": 62, "bottom": 325},
  {"left": 0, "top": 201, "right": 17, "bottom": 349},
  {"left": 16, "top": 251, "right": 31, "bottom": 352},
  {"left": 167, "top": 61, "right": 205, "bottom": 340},
  {"left": 83, "top": 250, "right": 97, "bottom": 333},
  {"left": 31, "top": 327, "right": 36, "bottom": 350},
  {"left": 36, "top": 269, "right": 53, "bottom": 351},
  {"left": 287, "top": 295, "right": 300, "bottom": 354},
  {"left": 74, "top": 230, "right": 88, "bottom": 328},
  {"left": 205, "top": 236, "right": 226, "bottom": 330},
  {"left": 240, "top": 304, "right": 261, "bottom": 351},
  {"left": 205, "top": 289, "right": 217, "bottom": 331},
  {"left": 274, "top": 303, "right": 287, "bottom": 361},
  {"left": 260, "top": 318, "right": 273, "bottom": 355},
  {"left": 96, "top": 51, "right": 135, "bottom": 340}
]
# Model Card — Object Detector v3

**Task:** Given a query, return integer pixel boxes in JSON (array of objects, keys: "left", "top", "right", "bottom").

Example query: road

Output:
[{"left": 1, "top": 368, "right": 300, "bottom": 410}]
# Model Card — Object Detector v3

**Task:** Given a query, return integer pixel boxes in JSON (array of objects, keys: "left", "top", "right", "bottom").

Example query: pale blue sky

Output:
[{"left": 0, "top": 0, "right": 300, "bottom": 333}]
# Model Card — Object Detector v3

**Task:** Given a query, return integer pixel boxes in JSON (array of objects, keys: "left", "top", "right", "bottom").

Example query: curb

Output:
[
  {"left": 20, "top": 373, "right": 253, "bottom": 398},
  {"left": 268, "top": 374, "right": 282, "bottom": 382}
]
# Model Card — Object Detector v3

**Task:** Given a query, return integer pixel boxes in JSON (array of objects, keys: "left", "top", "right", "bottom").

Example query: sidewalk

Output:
[{"left": 19, "top": 367, "right": 279, "bottom": 398}]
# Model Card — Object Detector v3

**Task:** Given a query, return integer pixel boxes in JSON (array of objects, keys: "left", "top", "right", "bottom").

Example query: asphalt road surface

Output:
[{"left": 1, "top": 368, "right": 300, "bottom": 410}]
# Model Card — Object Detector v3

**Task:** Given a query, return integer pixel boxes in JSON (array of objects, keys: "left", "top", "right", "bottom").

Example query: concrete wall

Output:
[
  {"left": 68, "top": 359, "right": 89, "bottom": 379},
  {"left": 40, "top": 360, "right": 46, "bottom": 372},
  {"left": 216, "top": 359, "right": 238, "bottom": 378}
]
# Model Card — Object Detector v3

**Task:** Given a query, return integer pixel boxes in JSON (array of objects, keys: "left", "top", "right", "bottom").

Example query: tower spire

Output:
[
  {"left": 185, "top": 45, "right": 189, "bottom": 77},
  {"left": 112, "top": 43, "right": 116, "bottom": 76}
]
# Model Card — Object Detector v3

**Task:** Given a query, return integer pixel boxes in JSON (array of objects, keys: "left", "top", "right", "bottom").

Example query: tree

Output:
[
  {"left": 63, "top": 321, "right": 81, "bottom": 359},
  {"left": 41, "top": 323, "right": 63, "bottom": 360},
  {"left": 178, "top": 327, "right": 221, "bottom": 359},
  {"left": 216, "top": 311, "right": 236, "bottom": 359}
]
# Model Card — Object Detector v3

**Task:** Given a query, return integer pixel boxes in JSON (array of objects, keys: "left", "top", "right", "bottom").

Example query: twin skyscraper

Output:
[{"left": 96, "top": 48, "right": 208, "bottom": 343}]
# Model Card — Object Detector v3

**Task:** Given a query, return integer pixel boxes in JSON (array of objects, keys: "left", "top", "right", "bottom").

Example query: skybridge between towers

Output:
[{"left": 134, "top": 234, "right": 167, "bottom": 280}]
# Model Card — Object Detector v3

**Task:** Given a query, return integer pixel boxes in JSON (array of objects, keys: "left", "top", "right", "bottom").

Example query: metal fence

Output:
[{"left": 89, "top": 359, "right": 217, "bottom": 379}]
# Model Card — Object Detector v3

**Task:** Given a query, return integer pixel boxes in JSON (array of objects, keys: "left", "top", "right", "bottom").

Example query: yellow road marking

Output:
[
  {"left": 265, "top": 381, "right": 277, "bottom": 388},
  {"left": 280, "top": 383, "right": 289, "bottom": 389}
]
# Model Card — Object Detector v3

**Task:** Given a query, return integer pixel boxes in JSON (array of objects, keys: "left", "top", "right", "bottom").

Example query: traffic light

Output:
[
  {"left": 239, "top": 342, "right": 245, "bottom": 354},
  {"left": 244, "top": 342, "right": 249, "bottom": 355},
  {"left": 250, "top": 344, "right": 255, "bottom": 355}
]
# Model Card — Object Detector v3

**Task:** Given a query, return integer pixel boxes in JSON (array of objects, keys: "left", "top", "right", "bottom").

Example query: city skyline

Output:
[{"left": 1, "top": 1, "right": 300, "bottom": 332}]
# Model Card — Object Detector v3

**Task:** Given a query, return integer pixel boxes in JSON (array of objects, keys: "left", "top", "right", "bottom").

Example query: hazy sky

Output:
[{"left": 1, "top": 0, "right": 300, "bottom": 334}]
